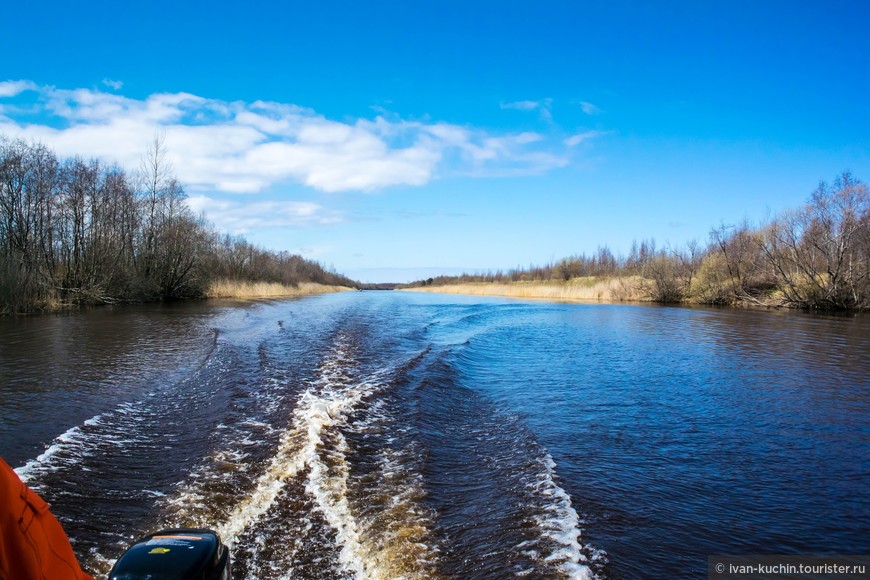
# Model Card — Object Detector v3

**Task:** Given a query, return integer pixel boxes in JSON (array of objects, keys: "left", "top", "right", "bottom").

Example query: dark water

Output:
[{"left": 1, "top": 292, "right": 868, "bottom": 579}]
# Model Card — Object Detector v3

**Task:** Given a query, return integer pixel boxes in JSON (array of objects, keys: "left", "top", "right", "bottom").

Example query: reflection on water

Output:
[{"left": 0, "top": 293, "right": 867, "bottom": 578}]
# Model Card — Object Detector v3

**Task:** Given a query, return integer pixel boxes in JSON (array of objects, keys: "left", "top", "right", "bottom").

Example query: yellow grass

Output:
[
  {"left": 403, "top": 277, "right": 650, "bottom": 303},
  {"left": 205, "top": 279, "right": 354, "bottom": 299}
]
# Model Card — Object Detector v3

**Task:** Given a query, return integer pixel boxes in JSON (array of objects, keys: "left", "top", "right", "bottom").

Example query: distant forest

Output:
[
  {"left": 410, "top": 172, "right": 870, "bottom": 311},
  {"left": 0, "top": 136, "right": 356, "bottom": 314}
]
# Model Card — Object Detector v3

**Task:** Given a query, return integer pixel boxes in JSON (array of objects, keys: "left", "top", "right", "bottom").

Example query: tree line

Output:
[
  {"left": 0, "top": 136, "right": 356, "bottom": 314},
  {"left": 411, "top": 171, "right": 870, "bottom": 311}
]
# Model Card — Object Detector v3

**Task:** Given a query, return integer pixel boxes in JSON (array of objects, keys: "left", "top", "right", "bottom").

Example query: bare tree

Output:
[
  {"left": 0, "top": 139, "right": 59, "bottom": 310},
  {"left": 0, "top": 134, "right": 355, "bottom": 312},
  {"left": 761, "top": 171, "right": 869, "bottom": 309},
  {"left": 703, "top": 220, "right": 771, "bottom": 304},
  {"left": 136, "top": 134, "right": 173, "bottom": 284}
]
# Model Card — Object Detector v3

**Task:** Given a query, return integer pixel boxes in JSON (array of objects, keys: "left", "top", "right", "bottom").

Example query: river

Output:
[{"left": 1, "top": 291, "right": 867, "bottom": 578}]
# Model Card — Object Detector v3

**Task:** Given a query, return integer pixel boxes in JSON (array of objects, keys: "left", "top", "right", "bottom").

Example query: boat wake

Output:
[
  {"left": 165, "top": 332, "right": 442, "bottom": 579},
  {"left": 14, "top": 308, "right": 606, "bottom": 579}
]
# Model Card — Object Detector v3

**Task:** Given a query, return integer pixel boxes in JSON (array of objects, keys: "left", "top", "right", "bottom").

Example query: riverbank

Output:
[
  {"left": 204, "top": 280, "right": 354, "bottom": 299},
  {"left": 401, "top": 277, "right": 796, "bottom": 309},
  {"left": 402, "top": 277, "right": 649, "bottom": 303}
]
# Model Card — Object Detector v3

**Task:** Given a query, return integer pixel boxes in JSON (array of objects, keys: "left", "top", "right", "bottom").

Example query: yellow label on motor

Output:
[{"left": 148, "top": 548, "right": 171, "bottom": 554}]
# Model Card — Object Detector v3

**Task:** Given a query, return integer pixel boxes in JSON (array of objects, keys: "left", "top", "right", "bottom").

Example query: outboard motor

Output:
[{"left": 109, "top": 528, "right": 231, "bottom": 580}]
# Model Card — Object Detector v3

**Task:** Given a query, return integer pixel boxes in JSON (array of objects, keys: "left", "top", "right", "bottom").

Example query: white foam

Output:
[
  {"left": 198, "top": 336, "right": 439, "bottom": 579},
  {"left": 211, "top": 339, "right": 368, "bottom": 545},
  {"left": 15, "top": 416, "right": 101, "bottom": 483},
  {"left": 526, "top": 453, "right": 603, "bottom": 580},
  {"left": 14, "top": 400, "right": 151, "bottom": 484}
]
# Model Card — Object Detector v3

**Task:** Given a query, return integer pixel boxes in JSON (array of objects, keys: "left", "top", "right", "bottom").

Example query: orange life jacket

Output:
[{"left": 0, "top": 456, "right": 95, "bottom": 580}]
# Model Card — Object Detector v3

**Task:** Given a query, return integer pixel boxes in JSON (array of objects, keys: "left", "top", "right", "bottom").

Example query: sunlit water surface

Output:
[{"left": 1, "top": 292, "right": 867, "bottom": 578}]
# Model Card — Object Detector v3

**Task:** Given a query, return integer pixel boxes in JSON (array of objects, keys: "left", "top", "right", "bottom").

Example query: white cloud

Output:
[
  {"left": 0, "top": 82, "right": 587, "bottom": 193},
  {"left": 564, "top": 130, "right": 606, "bottom": 148},
  {"left": 102, "top": 78, "right": 124, "bottom": 90},
  {"left": 580, "top": 101, "right": 602, "bottom": 115},
  {"left": 501, "top": 98, "right": 554, "bottom": 122},
  {"left": 0, "top": 80, "right": 37, "bottom": 98},
  {"left": 186, "top": 194, "right": 341, "bottom": 233},
  {"left": 501, "top": 100, "right": 542, "bottom": 111}
]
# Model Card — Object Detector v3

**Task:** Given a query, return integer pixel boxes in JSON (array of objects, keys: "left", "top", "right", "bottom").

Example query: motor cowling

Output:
[{"left": 109, "top": 528, "right": 231, "bottom": 580}]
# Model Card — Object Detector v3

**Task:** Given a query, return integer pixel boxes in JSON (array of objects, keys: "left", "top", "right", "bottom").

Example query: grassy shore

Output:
[
  {"left": 402, "top": 277, "right": 650, "bottom": 303},
  {"left": 205, "top": 279, "right": 355, "bottom": 299}
]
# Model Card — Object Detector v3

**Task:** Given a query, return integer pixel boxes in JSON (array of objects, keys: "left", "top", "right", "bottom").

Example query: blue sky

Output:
[{"left": 2, "top": 1, "right": 868, "bottom": 282}]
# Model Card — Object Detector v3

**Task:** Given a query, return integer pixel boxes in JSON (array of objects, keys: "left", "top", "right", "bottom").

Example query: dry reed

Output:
[
  {"left": 205, "top": 279, "right": 353, "bottom": 299},
  {"left": 402, "top": 277, "right": 650, "bottom": 303}
]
